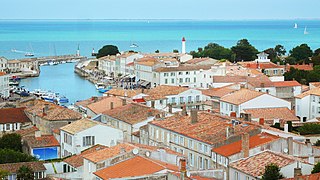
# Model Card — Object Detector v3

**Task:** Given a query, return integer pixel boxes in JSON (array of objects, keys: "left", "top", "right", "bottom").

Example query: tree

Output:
[
  {"left": 314, "top": 139, "right": 320, "bottom": 146},
  {"left": 0, "top": 169, "right": 9, "bottom": 179},
  {"left": 155, "top": 50, "right": 160, "bottom": 53},
  {"left": 0, "top": 133, "right": 22, "bottom": 152},
  {"left": 264, "top": 48, "right": 277, "bottom": 61},
  {"left": 275, "top": 45, "right": 286, "bottom": 57},
  {"left": 314, "top": 48, "right": 320, "bottom": 56},
  {"left": 173, "top": 49, "right": 179, "bottom": 53},
  {"left": 190, "top": 43, "right": 233, "bottom": 60},
  {"left": 17, "top": 165, "right": 34, "bottom": 180},
  {"left": 96, "top": 45, "right": 119, "bottom": 58},
  {"left": 231, "top": 39, "right": 259, "bottom": 61},
  {"left": 0, "top": 149, "right": 37, "bottom": 164},
  {"left": 289, "top": 44, "right": 313, "bottom": 63},
  {"left": 262, "top": 163, "right": 284, "bottom": 180},
  {"left": 312, "top": 162, "right": 320, "bottom": 174}
]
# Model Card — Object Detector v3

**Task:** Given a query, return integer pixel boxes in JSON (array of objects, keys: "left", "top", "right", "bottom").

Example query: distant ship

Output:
[
  {"left": 25, "top": 52, "right": 34, "bottom": 57},
  {"left": 130, "top": 43, "right": 139, "bottom": 48},
  {"left": 304, "top": 27, "right": 309, "bottom": 35},
  {"left": 294, "top": 23, "right": 298, "bottom": 29}
]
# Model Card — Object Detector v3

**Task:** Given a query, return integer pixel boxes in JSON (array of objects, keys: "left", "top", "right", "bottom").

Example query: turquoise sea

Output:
[
  {"left": 1, "top": 20, "right": 320, "bottom": 59},
  {"left": 5, "top": 20, "right": 320, "bottom": 103}
]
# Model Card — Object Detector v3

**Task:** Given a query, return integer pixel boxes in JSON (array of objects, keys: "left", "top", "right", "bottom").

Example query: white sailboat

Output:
[
  {"left": 294, "top": 23, "right": 298, "bottom": 29},
  {"left": 25, "top": 43, "right": 34, "bottom": 57},
  {"left": 304, "top": 26, "right": 309, "bottom": 35}
]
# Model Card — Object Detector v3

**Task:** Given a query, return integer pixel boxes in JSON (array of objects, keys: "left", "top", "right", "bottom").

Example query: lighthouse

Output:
[
  {"left": 182, "top": 37, "right": 186, "bottom": 54},
  {"left": 76, "top": 44, "right": 80, "bottom": 56}
]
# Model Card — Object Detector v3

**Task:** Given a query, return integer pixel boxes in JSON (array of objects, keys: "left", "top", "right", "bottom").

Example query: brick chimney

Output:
[
  {"left": 122, "top": 98, "right": 127, "bottom": 106},
  {"left": 147, "top": 109, "right": 153, "bottom": 117},
  {"left": 294, "top": 166, "right": 302, "bottom": 178},
  {"left": 179, "top": 158, "right": 187, "bottom": 179},
  {"left": 259, "top": 118, "right": 264, "bottom": 125},
  {"left": 241, "top": 133, "right": 250, "bottom": 158},
  {"left": 110, "top": 102, "right": 114, "bottom": 110},
  {"left": 287, "top": 137, "right": 293, "bottom": 155},
  {"left": 191, "top": 109, "right": 198, "bottom": 124},
  {"left": 42, "top": 104, "right": 49, "bottom": 116},
  {"left": 230, "top": 112, "right": 237, "bottom": 118},
  {"left": 226, "top": 126, "right": 235, "bottom": 138},
  {"left": 181, "top": 105, "right": 187, "bottom": 116}
]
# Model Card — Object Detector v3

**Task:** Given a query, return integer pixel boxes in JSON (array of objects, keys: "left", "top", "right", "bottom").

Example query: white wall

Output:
[{"left": 295, "top": 95, "right": 311, "bottom": 121}]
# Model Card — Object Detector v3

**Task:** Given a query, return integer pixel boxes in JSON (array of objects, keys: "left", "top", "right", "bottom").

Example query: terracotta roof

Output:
[
  {"left": 83, "top": 143, "right": 136, "bottom": 163},
  {"left": 290, "top": 64, "right": 313, "bottom": 71},
  {"left": 201, "top": 86, "right": 237, "bottom": 98},
  {"left": 64, "top": 144, "right": 108, "bottom": 168},
  {"left": 185, "top": 58, "right": 217, "bottom": 65},
  {"left": 23, "top": 135, "right": 60, "bottom": 148},
  {"left": 15, "top": 126, "right": 39, "bottom": 137},
  {"left": 243, "top": 108, "right": 299, "bottom": 122},
  {"left": 212, "top": 76, "right": 248, "bottom": 83},
  {"left": 309, "top": 82, "right": 320, "bottom": 88},
  {"left": 0, "top": 162, "right": 46, "bottom": 173},
  {"left": 247, "top": 75, "right": 274, "bottom": 88},
  {"left": 229, "top": 151, "right": 296, "bottom": 177},
  {"left": 24, "top": 100, "right": 82, "bottom": 121},
  {"left": 296, "top": 86, "right": 320, "bottom": 99},
  {"left": 150, "top": 112, "right": 259, "bottom": 145},
  {"left": 52, "top": 128, "right": 60, "bottom": 135},
  {"left": 282, "top": 172, "right": 320, "bottom": 180},
  {"left": 0, "top": 72, "right": 6, "bottom": 76},
  {"left": 155, "top": 64, "right": 211, "bottom": 72},
  {"left": 87, "top": 96, "right": 123, "bottom": 115},
  {"left": 220, "top": 88, "right": 264, "bottom": 105},
  {"left": 244, "top": 62, "right": 283, "bottom": 69},
  {"left": 273, "top": 80, "right": 301, "bottom": 87},
  {"left": 0, "top": 107, "right": 31, "bottom": 124},
  {"left": 94, "top": 156, "right": 178, "bottom": 180},
  {"left": 102, "top": 103, "right": 160, "bottom": 125},
  {"left": 143, "top": 85, "right": 189, "bottom": 101},
  {"left": 60, "top": 118, "right": 99, "bottom": 135},
  {"left": 135, "top": 57, "right": 158, "bottom": 66},
  {"left": 212, "top": 133, "right": 280, "bottom": 157},
  {"left": 75, "top": 96, "right": 104, "bottom": 109},
  {"left": 105, "top": 89, "right": 143, "bottom": 98}
]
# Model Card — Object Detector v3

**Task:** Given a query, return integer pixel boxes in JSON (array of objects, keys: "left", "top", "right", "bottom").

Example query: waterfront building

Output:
[
  {"left": 148, "top": 110, "right": 261, "bottom": 170},
  {"left": 98, "top": 55, "right": 116, "bottom": 77},
  {"left": 23, "top": 100, "right": 82, "bottom": 135},
  {"left": 219, "top": 88, "right": 291, "bottom": 117},
  {"left": 60, "top": 118, "right": 123, "bottom": 157},
  {"left": 0, "top": 107, "right": 32, "bottom": 133},
  {"left": 7, "top": 58, "right": 38, "bottom": 74},
  {"left": 0, "top": 71, "right": 9, "bottom": 98},
  {"left": 85, "top": 96, "right": 124, "bottom": 118},
  {"left": 295, "top": 86, "right": 320, "bottom": 121},
  {"left": 0, "top": 162, "right": 47, "bottom": 180},
  {"left": 145, "top": 52, "right": 193, "bottom": 63},
  {"left": 118, "top": 52, "right": 143, "bottom": 76},
  {"left": 0, "top": 57, "right": 8, "bottom": 72}
]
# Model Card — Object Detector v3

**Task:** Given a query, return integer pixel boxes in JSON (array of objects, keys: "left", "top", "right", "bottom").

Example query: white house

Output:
[
  {"left": 255, "top": 52, "right": 270, "bottom": 63},
  {"left": 295, "top": 86, "right": 320, "bottom": 121},
  {"left": 229, "top": 150, "right": 313, "bottom": 179},
  {"left": 0, "top": 72, "right": 9, "bottom": 98},
  {"left": 118, "top": 52, "right": 143, "bottom": 76},
  {"left": 220, "top": 88, "right": 291, "bottom": 117},
  {"left": 98, "top": 56, "right": 117, "bottom": 77},
  {"left": 0, "top": 57, "right": 8, "bottom": 72},
  {"left": 60, "top": 118, "right": 123, "bottom": 157},
  {"left": 0, "top": 107, "right": 32, "bottom": 133}
]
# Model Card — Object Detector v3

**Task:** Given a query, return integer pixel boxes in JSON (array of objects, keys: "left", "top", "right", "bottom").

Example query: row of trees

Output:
[{"left": 284, "top": 66, "right": 320, "bottom": 85}]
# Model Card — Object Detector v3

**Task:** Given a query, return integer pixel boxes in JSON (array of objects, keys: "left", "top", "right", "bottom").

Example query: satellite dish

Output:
[
  {"left": 132, "top": 148, "right": 139, "bottom": 155},
  {"left": 283, "top": 148, "right": 288, "bottom": 153},
  {"left": 186, "top": 171, "right": 191, "bottom": 177},
  {"left": 146, "top": 151, "right": 150, "bottom": 157}
]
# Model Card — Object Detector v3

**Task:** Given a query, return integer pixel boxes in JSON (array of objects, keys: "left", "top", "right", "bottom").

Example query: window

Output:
[
  {"left": 230, "top": 105, "right": 233, "bottom": 111},
  {"left": 83, "top": 136, "right": 95, "bottom": 146},
  {"left": 246, "top": 176, "right": 250, "bottom": 180},
  {"left": 180, "top": 97, "right": 184, "bottom": 103},
  {"left": 204, "top": 158, "right": 209, "bottom": 169},
  {"left": 167, "top": 133, "right": 170, "bottom": 143},
  {"left": 188, "top": 139, "right": 193, "bottom": 149},
  {"left": 212, "top": 152, "right": 217, "bottom": 161},
  {"left": 174, "top": 134, "right": 178, "bottom": 143},
  {"left": 170, "top": 72, "right": 175, "bottom": 76},
  {"left": 179, "top": 72, "right": 183, "bottom": 75},
  {"left": 313, "top": 96, "right": 316, "bottom": 102},
  {"left": 171, "top": 78, "right": 174, "bottom": 84},
  {"left": 196, "top": 95, "right": 200, "bottom": 102},
  {"left": 199, "top": 157, "right": 203, "bottom": 169},
  {"left": 188, "top": 96, "right": 192, "bottom": 103},
  {"left": 204, "top": 145, "right": 208, "bottom": 153},
  {"left": 194, "top": 77, "right": 196, "bottom": 82},
  {"left": 165, "top": 79, "right": 168, "bottom": 84},
  {"left": 186, "top": 71, "right": 190, "bottom": 75},
  {"left": 64, "top": 133, "right": 72, "bottom": 145},
  {"left": 164, "top": 73, "right": 169, "bottom": 77},
  {"left": 235, "top": 171, "right": 239, "bottom": 180},
  {"left": 189, "top": 153, "right": 194, "bottom": 166},
  {"left": 156, "top": 129, "right": 159, "bottom": 139},
  {"left": 198, "top": 143, "right": 204, "bottom": 152},
  {"left": 225, "top": 158, "right": 229, "bottom": 166},
  {"left": 180, "top": 136, "right": 184, "bottom": 145},
  {"left": 179, "top": 78, "right": 183, "bottom": 83},
  {"left": 159, "top": 99, "right": 163, "bottom": 105},
  {"left": 5, "top": 124, "right": 10, "bottom": 131}
]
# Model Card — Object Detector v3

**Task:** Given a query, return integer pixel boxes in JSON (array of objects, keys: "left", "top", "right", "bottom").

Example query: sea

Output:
[{"left": 1, "top": 19, "right": 319, "bottom": 103}]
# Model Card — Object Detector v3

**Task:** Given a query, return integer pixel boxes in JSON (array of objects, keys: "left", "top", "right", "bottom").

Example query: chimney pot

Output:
[
  {"left": 110, "top": 102, "right": 114, "bottom": 110},
  {"left": 230, "top": 112, "right": 237, "bottom": 118},
  {"left": 181, "top": 105, "right": 187, "bottom": 116},
  {"left": 259, "top": 118, "right": 265, "bottom": 125},
  {"left": 191, "top": 109, "right": 198, "bottom": 124},
  {"left": 147, "top": 109, "right": 153, "bottom": 117},
  {"left": 179, "top": 158, "right": 187, "bottom": 179},
  {"left": 241, "top": 133, "right": 250, "bottom": 158},
  {"left": 287, "top": 137, "right": 293, "bottom": 155},
  {"left": 294, "top": 167, "right": 302, "bottom": 178},
  {"left": 122, "top": 98, "right": 127, "bottom": 106}
]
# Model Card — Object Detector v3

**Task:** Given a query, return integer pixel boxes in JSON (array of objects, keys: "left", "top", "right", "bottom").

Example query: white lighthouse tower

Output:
[
  {"left": 76, "top": 44, "right": 80, "bottom": 56},
  {"left": 182, "top": 37, "right": 186, "bottom": 54}
]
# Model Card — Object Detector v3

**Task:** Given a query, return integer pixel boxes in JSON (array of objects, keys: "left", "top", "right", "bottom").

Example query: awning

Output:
[{"left": 141, "top": 81, "right": 150, "bottom": 87}]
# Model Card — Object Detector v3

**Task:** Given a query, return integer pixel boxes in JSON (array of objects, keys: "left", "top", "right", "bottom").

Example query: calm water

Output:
[
  {"left": 4, "top": 20, "right": 320, "bottom": 102},
  {"left": 20, "top": 63, "right": 101, "bottom": 104}
]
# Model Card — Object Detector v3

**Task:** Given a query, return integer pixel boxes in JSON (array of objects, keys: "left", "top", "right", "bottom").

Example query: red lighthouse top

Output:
[{"left": 182, "top": 37, "right": 186, "bottom": 42}]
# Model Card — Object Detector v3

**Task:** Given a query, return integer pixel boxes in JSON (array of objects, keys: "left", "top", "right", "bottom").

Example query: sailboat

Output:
[
  {"left": 130, "top": 43, "right": 139, "bottom": 48},
  {"left": 294, "top": 23, "right": 298, "bottom": 29},
  {"left": 25, "top": 43, "right": 34, "bottom": 57},
  {"left": 304, "top": 27, "right": 309, "bottom": 35}
]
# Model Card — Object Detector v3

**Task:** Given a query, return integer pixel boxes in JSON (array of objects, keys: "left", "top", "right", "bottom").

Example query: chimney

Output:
[
  {"left": 260, "top": 83, "right": 265, "bottom": 88},
  {"left": 230, "top": 112, "right": 237, "bottom": 118},
  {"left": 241, "top": 133, "right": 250, "bottom": 158},
  {"left": 122, "top": 98, "right": 127, "bottom": 106},
  {"left": 179, "top": 158, "right": 187, "bottom": 179},
  {"left": 42, "top": 104, "right": 49, "bottom": 116},
  {"left": 141, "top": 88, "right": 145, "bottom": 93},
  {"left": 259, "top": 118, "right": 265, "bottom": 125},
  {"left": 287, "top": 137, "right": 293, "bottom": 155},
  {"left": 147, "top": 109, "right": 153, "bottom": 117},
  {"left": 294, "top": 166, "right": 302, "bottom": 178},
  {"left": 35, "top": 130, "right": 41, "bottom": 138},
  {"left": 120, "top": 147, "right": 126, "bottom": 154},
  {"left": 284, "top": 123, "right": 289, "bottom": 132},
  {"left": 181, "top": 105, "right": 187, "bottom": 116},
  {"left": 226, "top": 126, "right": 235, "bottom": 138},
  {"left": 191, "top": 109, "right": 198, "bottom": 124},
  {"left": 168, "top": 104, "right": 173, "bottom": 114},
  {"left": 110, "top": 102, "right": 114, "bottom": 110}
]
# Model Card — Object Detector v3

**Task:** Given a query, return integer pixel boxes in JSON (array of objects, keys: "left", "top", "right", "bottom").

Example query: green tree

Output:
[
  {"left": 96, "top": 45, "right": 119, "bottom": 58},
  {"left": 17, "top": 165, "right": 34, "bottom": 180},
  {"left": 289, "top": 44, "right": 313, "bottom": 63},
  {"left": 314, "top": 139, "right": 320, "bottom": 146},
  {"left": 297, "top": 123, "right": 320, "bottom": 135},
  {"left": 202, "top": 43, "right": 233, "bottom": 60},
  {"left": 173, "top": 49, "right": 179, "bottom": 53},
  {"left": 0, "top": 133, "right": 22, "bottom": 152},
  {"left": 262, "top": 163, "right": 284, "bottom": 180},
  {"left": 0, "top": 169, "right": 9, "bottom": 179},
  {"left": 0, "top": 149, "right": 37, "bottom": 164},
  {"left": 231, "top": 39, "right": 259, "bottom": 61},
  {"left": 312, "top": 162, "right": 320, "bottom": 174},
  {"left": 284, "top": 56, "right": 297, "bottom": 65},
  {"left": 311, "top": 55, "right": 320, "bottom": 66},
  {"left": 264, "top": 48, "right": 277, "bottom": 61},
  {"left": 155, "top": 50, "right": 160, "bottom": 53},
  {"left": 314, "top": 48, "right": 320, "bottom": 56},
  {"left": 274, "top": 44, "right": 286, "bottom": 57}
]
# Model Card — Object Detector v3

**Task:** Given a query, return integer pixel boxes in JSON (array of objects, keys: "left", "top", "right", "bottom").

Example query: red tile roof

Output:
[
  {"left": 282, "top": 172, "right": 320, "bottom": 180},
  {"left": 212, "top": 133, "right": 280, "bottom": 157},
  {"left": 150, "top": 112, "right": 259, "bottom": 145},
  {"left": 0, "top": 162, "right": 46, "bottom": 173},
  {"left": 0, "top": 107, "right": 31, "bottom": 124},
  {"left": 273, "top": 80, "right": 301, "bottom": 87},
  {"left": 201, "top": 86, "right": 237, "bottom": 98},
  {"left": 247, "top": 75, "right": 274, "bottom": 88},
  {"left": 23, "top": 135, "right": 60, "bottom": 148},
  {"left": 155, "top": 64, "right": 212, "bottom": 72},
  {"left": 243, "top": 108, "right": 299, "bottom": 123},
  {"left": 143, "top": 85, "right": 189, "bottom": 101},
  {"left": 15, "top": 126, "right": 39, "bottom": 137},
  {"left": 94, "top": 156, "right": 178, "bottom": 180},
  {"left": 87, "top": 96, "right": 124, "bottom": 115},
  {"left": 290, "top": 64, "right": 313, "bottom": 71},
  {"left": 245, "top": 62, "right": 283, "bottom": 69},
  {"left": 64, "top": 144, "right": 108, "bottom": 168},
  {"left": 220, "top": 88, "right": 264, "bottom": 105}
]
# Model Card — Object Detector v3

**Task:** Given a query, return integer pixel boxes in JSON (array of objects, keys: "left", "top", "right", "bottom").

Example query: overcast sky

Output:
[{"left": 1, "top": 0, "right": 319, "bottom": 20}]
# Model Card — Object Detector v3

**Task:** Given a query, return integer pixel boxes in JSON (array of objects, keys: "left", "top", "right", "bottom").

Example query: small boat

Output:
[
  {"left": 95, "top": 83, "right": 105, "bottom": 90},
  {"left": 25, "top": 52, "right": 34, "bottom": 57},
  {"left": 57, "top": 96, "right": 69, "bottom": 103},
  {"left": 9, "top": 80, "right": 19, "bottom": 86},
  {"left": 304, "top": 27, "right": 309, "bottom": 35},
  {"left": 48, "top": 60, "right": 58, "bottom": 66},
  {"left": 91, "top": 48, "right": 98, "bottom": 56},
  {"left": 98, "top": 86, "right": 112, "bottom": 93},
  {"left": 130, "top": 43, "right": 139, "bottom": 48},
  {"left": 31, "top": 89, "right": 47, "bottom": 97},
  {"left": 294, "top": 23, "right": 298, "bottom": 29}
]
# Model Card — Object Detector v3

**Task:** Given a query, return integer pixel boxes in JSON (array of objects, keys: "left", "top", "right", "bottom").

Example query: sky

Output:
[{"left": 1, "top": 0, "right": 320, "bottom": 20}]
